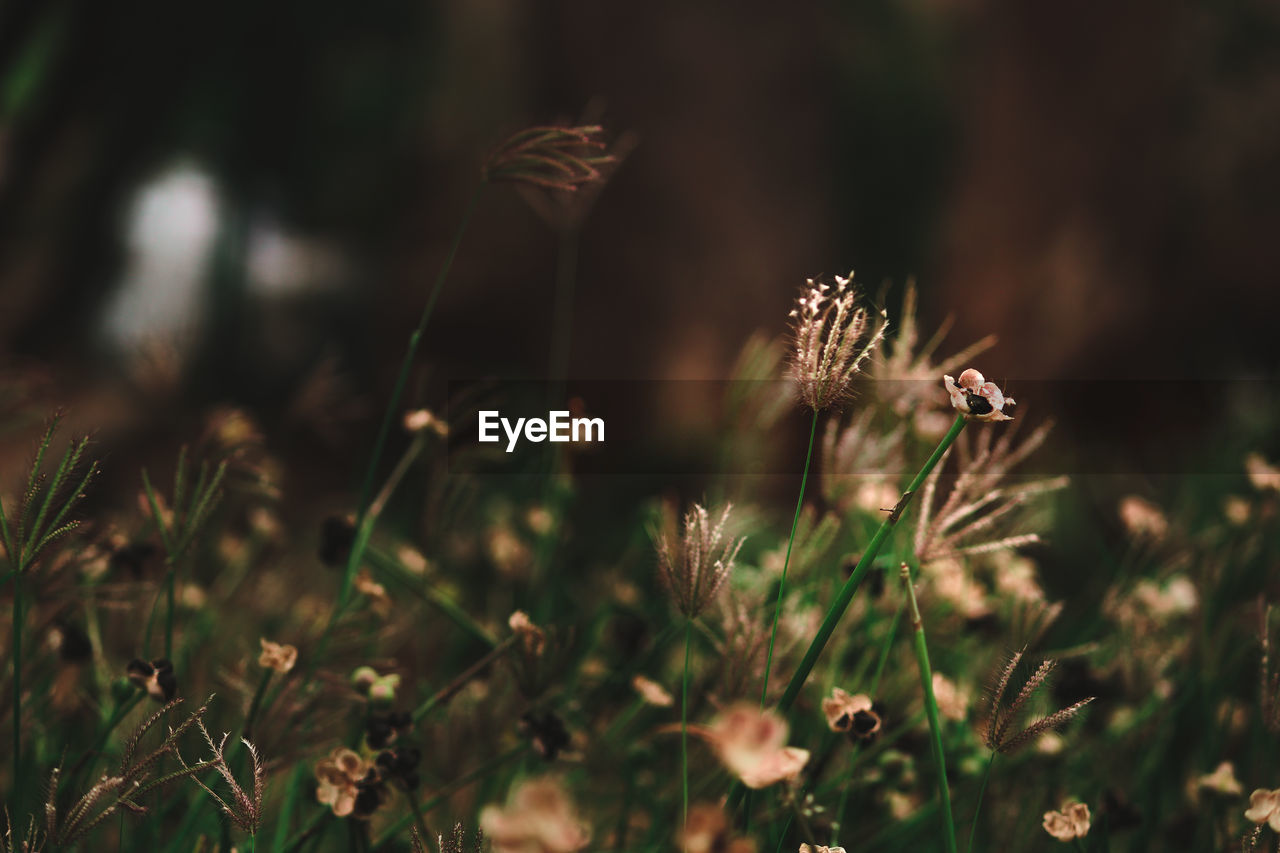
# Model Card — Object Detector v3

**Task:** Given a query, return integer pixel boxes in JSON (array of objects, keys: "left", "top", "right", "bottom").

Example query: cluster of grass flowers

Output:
[{"left": 3, "top": 121, "right": 1280, "bottom": 853}]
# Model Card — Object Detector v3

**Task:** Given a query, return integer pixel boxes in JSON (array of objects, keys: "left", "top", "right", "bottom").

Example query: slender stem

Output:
[
  {"left": 335, "top": 182, "right": 486, "bottom": 616},
  {"left": 681, "top": 618, "right": 693, "bottom": 848},
  {"left": 729, "top": 414, "right": 966, "bottom": 813},
  {"left": 411, "top": 637, "right": 515, "bottom": 723},
  {"left": 11, "top": 572, "right": 22, "bottom": 814},
  {"left": 774, "top": 415, "right": 965, "bottom": 716},
  {"left": 163, "top": 569, "right": 176, "bottom": 659},
  {"left": 902, "top": 562, "right": 958, "bottom": 853},
  {"left": 243, "top": 668, "right": 274, "bottom": 740},
  {"left": 967, "top": 752, "right": 997, "bottom": 852},
  {"left": 761, "top": 408, "right": 820, "bottom": 705}
]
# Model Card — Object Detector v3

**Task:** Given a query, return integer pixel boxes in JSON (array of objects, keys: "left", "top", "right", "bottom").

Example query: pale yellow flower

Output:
[
  {"left": 631, "top": 675, "right": 674, "bottom": 707},
  {"left": 1042, "top": 802, "right": 1090, "bottom": 841},
  {"left": 1246, "top": 788, "right": 1280, "bottom": 831},
  {"left": 708, "top": 704, "right": 809, "bottom": 789},
  {"left": 479, "top": 776, "right": 590, "bottom": 853},
  {"left": 258, "top": 638, "right": 297, "bottom": 674}
]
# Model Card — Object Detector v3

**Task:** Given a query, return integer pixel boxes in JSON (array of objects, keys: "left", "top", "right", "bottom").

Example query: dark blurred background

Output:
[{"left": 1, "top": 0, "right": 1278, "bottom": 477}]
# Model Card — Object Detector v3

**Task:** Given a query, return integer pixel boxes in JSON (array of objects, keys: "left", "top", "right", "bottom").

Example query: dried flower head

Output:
[
  {"left": 1247, "top": 788, "right": 1280, "bottom": 830},
  {"left": 655, "top": 502, "right": 744, "bottom": 619},
  {"left": 984, "top": 649, "right": 1094, "bottom": 754},
  {"left": 403, "top": 408, "right": 449, "bottom": 437},
  {"left": 931, "top": 672, "right": 970, "bottom": 722},
  {"left": 632, "top": 675, "right": 675, "bottom": 707},
  {"left": 678, "top": 802, "right": 757, "bottom": 853},
  {"left": 126, "top": 658, "right": 177, "bottom": 702},
  {"left": 483, "top": 125, "right": 616, "bottom": 193},
  {"left": 315, "top": 747, "right": 376, "bottom": 818},
  {"left": 1043, "top": 802, "right": 1090, "bottom": 841},
  {"left": 1118, "top": 495, "right": 1169, "bottom": 542},
  {"left": 509, "top": 611, "right": 547, "bottom": 656},
  {"left": 479, "top": 776, "right": 590, "bottom": 853},
  {"left": 822, "top": 688, "right": 882, "bottom": 741},
  {"left": 706, "top": 704, "right": 810, "bottom": 789},
  {"left": 799, "top": 846, "right": 847, "bottom": 853},
  {"left": 789, "top": 273, "right": 887, "bottom": 411},
  {"left": 258, "top": 638, "right": 297, "bottom": 674},
  {"left": 1198, "top": 761, "right": 1243, "bottom": 797},
  {"left": 944, "top": 369, "right": 1015, "bottom": 422},
  {"left": 1247, "top": 453, "right": 1280, "bottom": 493}
]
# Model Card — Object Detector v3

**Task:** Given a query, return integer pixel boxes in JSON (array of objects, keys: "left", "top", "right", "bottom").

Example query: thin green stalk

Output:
[
  {"left": 761, "top": 407, "right": 820, "bottom": 705},
  {"left": 11, "top": 573, "right": 22, "bottom": 813},
  {"left": 164, "top": 569, "right": 176, "bottom": 659},
  {"left": 730, "top": 414, "right": 966, "bottom": 813},
  {"left": 967, "top": 752, "right": 997, "bottom": 852},
  {"left": 902, "top": 562, "right": 957, "bottom": 853},
  {"left": 335, "top": 182, "right": 486, "bottom": 616},
  {"left": 775, "top": 414, "right": 965, "bottom": 715},
  {"left": 681, "top": 617, "right": 693, "bottom": 847},
  {"left": 243, "top": 668, "right": 273, "bottom": 739}
]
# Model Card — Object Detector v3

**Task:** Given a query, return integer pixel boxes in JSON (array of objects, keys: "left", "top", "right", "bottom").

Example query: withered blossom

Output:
[
  {"left": 126, "top": 657, "right": 177, "bottom": 702},
  {"left": 510, "top": 610, "right": 547, "bottom": 656},
  {"left": 822, "top": 688, "right": 882, "bottom": 740},
  {"left": 479, "top": 776, "right": 591, "bottom": 853},
  {"left": 1118, "top": 495, "right": 1169, "bottom": 542},
  {"left": 790, "top": 273, "right": 887, "bottom": 411},
  {"left": 1246, "top": 453, "right": 1280, "bottom": 493},
  {"left": 1247, "top": 788, "right": 1280, "bottom": 830},
  {"left": 258, "top": 638, "right": 297, "bottom": 674},
  {"left": 403, "top": 408, "right": 449, "bottom": 437},
  {"left": 706, "top": 704, "right": 809, "bottom": 789},
  {"left": 315, "top": 747, "right": 376, "bottom": 818},
  {"left": 632, "top": 674, "right": 674, "bottom": 707},
  {"left": 944, "top": 369, "right": 1015, "bottom": 422},
  {"left": 680, "top": 802, "right": 756, "bottom": 853},
  {"left": 1042, "top": 802, "right": 1090, "bottom": 841},
  {"left": 482, "top": 125, "right": 615, "bottom": 193},
  {"left": 931, "top": 672, "right": 970, "bottom": 722},
  {"left": 655, "top": 502, "right": 744, "bottom": 619},
  {"left": 1198, "top": 761, "right": 1243, "bottom": 797}
]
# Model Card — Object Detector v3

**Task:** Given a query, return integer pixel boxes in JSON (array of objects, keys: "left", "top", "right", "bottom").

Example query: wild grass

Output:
[{"left": 1, "top": 123, "right": 1278, "bottom": 853}]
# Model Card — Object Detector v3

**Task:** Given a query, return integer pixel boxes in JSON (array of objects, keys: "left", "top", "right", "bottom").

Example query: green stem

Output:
[
  {"left": 902, "top": 562, "right": 958, "bottom": 853},
  {"left": 761, "top": 407, "right": 820, "bottom": 705},
  {"left": 335, "top": 182, "right": 486, "bottom": 616},
  {"left": 11, "top": 573, "right": 22, "bottom": 814},
  {"left": 967, "top": 752, "right": 997, "bottom": 852},
  {"left": 775, "top": 414, "right": 965, "bottom": 715},
  {"left": 681, "top": 618, "right": 693, "bottom": 848},
  {"left": 730, "top": 414, "right": 965, "bottom": 813},
  {"left": 243, "top": 668, "right": 274, "bottom": 740},
  {"left": 163, "top": 569, "right": 176, "bottom": 659}
]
